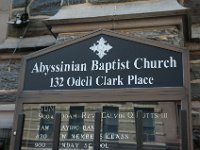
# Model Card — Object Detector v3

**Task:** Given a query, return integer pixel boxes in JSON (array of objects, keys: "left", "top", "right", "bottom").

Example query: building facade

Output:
[{"left": 0, "top": 0, "right": 199, "bottom": 149}]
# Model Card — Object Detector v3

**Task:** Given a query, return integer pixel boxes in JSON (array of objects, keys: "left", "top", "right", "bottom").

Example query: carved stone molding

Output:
[{"left": 88, "top": 0, "right": 136, "bottom": 4}]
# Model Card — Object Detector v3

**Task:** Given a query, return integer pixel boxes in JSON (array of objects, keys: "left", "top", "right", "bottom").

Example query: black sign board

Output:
[{"left": 23, "top": 31, "right": 183, "bottom": 90}]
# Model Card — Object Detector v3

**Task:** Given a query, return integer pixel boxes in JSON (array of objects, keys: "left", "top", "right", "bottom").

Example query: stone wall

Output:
[
  {"left": 57, "top": 26, "right": 183, "bottom": 47},
  {"left": 119, "top": 27, "right": 183, "bottom": 47},
  {"left": 184, "top": 0, "right": 200, "bottom": 22},
  {"left": 0, "top": 63, "right": 20, "bottom": 90},
  {"left": 88, "top": 0, "right": 136, "bottom": 4}
]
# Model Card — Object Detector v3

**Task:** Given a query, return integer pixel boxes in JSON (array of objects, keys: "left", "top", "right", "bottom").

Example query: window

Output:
[
  {"left": 68, "top": 106, "right": 84, "bottom": 139},
  {"left": 102, "top": 106, "right": 119, "bottom": 140},
  {"left": 135, "top": 108, "right": 155, "bottom": 142}
]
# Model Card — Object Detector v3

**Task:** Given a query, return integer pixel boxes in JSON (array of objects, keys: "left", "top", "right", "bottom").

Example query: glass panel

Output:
[
  {"left": 68, "top": 106, "right": 84, "bottom": 139},
  {"left": 39, "top": 106, "right": 55, "bottom": 139},
  {"left": 102, "top": 106, "right": 119, "bottom": 140},
  {"left": 22, "top": 102, "right": 181, "bottom": 150},
  {"left": 135, "top": 108, "right": 155, "bottom": 142}
]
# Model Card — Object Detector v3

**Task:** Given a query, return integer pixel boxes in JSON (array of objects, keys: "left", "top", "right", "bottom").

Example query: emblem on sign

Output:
[{"left": 90, "top": 37, "right": 113, "bottom": 59}]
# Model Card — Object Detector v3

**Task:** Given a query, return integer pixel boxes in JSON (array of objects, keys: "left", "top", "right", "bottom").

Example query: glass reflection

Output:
[{"left": 22, "top": 102, "right": 181, "bottom": 150}]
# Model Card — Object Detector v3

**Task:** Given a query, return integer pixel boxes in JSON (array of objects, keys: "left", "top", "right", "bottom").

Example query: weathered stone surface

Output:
[
  {"left": 56, "top": 27, "right": 183, "bottom": 47},
  {"left": 0, "top": 63, "right": 20, "bottom": 90},
  {"left": 30, "top": 0, "right": 62, "bottom": 16},
  {"left": 60, "top": 0, "right": 85, "bottom": 6},
  {"left": 119, "top": 28, "right": 183, "bottom": 47},
  {"left": 192, "top": 24, "right": 200, "bottom": 39},
  {"left": 185, "top": 0, "right": 200, "bottom": 15},
  {"left": 56, "top": 28, "right": 183, "bottom": 54},
  {"left": 191, "top": 84, "right": 200, "bottom": 100},
  {"left": 8, "top": 21, "right": 54, "bottom": 37},
  {"left": 0, "top": 90, "right": 17, "bottom": 102},
  {"left": 191, "top": 64, "right": 200, "bottom": 80},
  {"left": 185, "top": 0, "right": 200, "bottom": 22},
  {"left": 29, "top": 0, "right": 85, "bottom": 16},
  {"left": 56, "top": 33, "right": 83, "bottom": 44},
  {"left": 12, "top": 0, "right": 31, "bottom": 8},
  {"left": 88, "top": 0, "right": 135, "bottom": 4}
]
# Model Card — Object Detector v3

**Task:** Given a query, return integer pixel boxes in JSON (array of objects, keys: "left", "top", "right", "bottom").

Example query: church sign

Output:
[
  {"left": 23, "top": 31, "right": 183, "bottom": 90},
  {"left": 9, "top": 30, "right": 192, "bottom": 150}
]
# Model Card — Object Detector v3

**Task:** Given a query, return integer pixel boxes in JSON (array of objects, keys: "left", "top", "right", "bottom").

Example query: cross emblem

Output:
[{"left": 90, "top": 37, "right": 113, "bottom": 59}]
